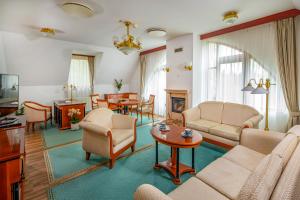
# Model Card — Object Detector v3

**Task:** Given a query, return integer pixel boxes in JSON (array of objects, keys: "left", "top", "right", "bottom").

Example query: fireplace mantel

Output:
[{"left": 165, "top": 89, "right": 189, "bottom": 124}]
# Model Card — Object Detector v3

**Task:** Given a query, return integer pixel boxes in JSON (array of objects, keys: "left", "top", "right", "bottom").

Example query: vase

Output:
[{"left": 71, "top": 123, "right": 80, "bottom": 131}]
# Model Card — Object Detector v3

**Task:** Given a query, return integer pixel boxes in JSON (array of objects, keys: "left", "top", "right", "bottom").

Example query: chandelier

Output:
[{"left": 113, "top": 20, "right": 142, "bottom": 55}]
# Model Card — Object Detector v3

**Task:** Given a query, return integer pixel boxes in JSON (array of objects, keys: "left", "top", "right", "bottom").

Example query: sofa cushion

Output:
[
  {"left": 238, "top": 154, "right": 283, "bottom": 200},
  {"left": 111, "top": 129, "right": 133, "bottom": 146},
  {"left": 271, "top": 143, "right": 300, "bottom": 200},
  {"left": 186, "top": 119, "right": 219, "bottom": 132},
  {"left": 222, "top": 103, "right": 259, "bottom": 127},
  {"left": 223, "top": 145, "right": 265, "bottom": 171},
  {"left": 209, "top": 124, "right": 241, "bottom": 141},
  {"left": 272, "top": 134, "right": 298, "bottom": 167},
  {"left": 199, "top": 101, "right": 224, "bottom": 123},
  {"left": 197, "top": 158, "right": 251, "bottom": 200},
  {"left": 168, "top": 177, "right": 230, "bottom": 200}
]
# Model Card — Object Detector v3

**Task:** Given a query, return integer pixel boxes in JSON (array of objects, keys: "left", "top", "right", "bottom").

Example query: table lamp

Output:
[{"left": 242, "top": 78, "right": 271, "bottom": 131}]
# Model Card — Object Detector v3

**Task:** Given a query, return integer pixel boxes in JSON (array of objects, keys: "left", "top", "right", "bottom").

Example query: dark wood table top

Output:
[
  {"left": 151, "top": 124, "right": 202, "bottom": 148},
  {"left": 0, "top": 127, "right": 25, "bottom": 162}
]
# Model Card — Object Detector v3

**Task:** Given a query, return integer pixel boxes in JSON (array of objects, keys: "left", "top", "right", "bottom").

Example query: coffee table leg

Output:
[
  {"left": 154, "top": 141, "right": 158, "bottom": 168},
  {"left": 192, "top": 148, "right": 195, "bottom": 170},
  {"left": 176, "top": 148, "right": 179, "bottom": 179}
]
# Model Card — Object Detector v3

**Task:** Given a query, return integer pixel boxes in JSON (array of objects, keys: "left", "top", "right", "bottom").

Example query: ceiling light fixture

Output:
[
  {"left": 147, "top": 28, "right": 167, "bottom": 37},
  {"left": 62, "top": 2, "right": 94, "bottom": 17},
  {"left": 223, "top": 11, "right": 238, "bottom": 24},
  {"left": 40, "top": 27, "right": 55, "bottom": 37},
  {"left": 113, "top": 20, "right": 142, "bottom": 55}
]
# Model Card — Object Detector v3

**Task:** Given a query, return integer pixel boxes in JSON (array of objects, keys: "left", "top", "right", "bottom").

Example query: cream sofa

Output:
[
  {"left": 134, "top": 126, "right": 300, "bottom": 200},
  {"left": 182, "top": 101, "right": 263, "bottom": 147},
  {"left": 79, "top": 108, "right": 137, "bottom": 168}
]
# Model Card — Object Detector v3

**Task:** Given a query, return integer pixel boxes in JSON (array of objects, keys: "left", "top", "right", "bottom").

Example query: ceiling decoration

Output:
[
  {"left": 147, "top": 28, "right": 167, "bottom": 37},
  {"left": 61, "top": 2, "right": 94, "bottom": 17},
  {"left": 223, "top": 11, "right": 239, "bottom": 24},
  {"left": 113, "top": 20, "right": 142, "bottom": 55},
  {"left": 40, "top": 27, "right": 56, "bottom": 37}
]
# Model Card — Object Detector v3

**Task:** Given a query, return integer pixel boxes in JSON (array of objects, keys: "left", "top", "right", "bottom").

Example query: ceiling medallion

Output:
[
  {"left": 223, "top": 11, "right": 238, "bottom": 24},
  {"left": 113, "top": 20, "right": 142, "bottom": 55},
  {"left": 62, "top": 2, "right": 94, "bottom": 17},
  {"left": 40, "top": 27, "right": 55, "bottom": 37},
  {"left": 147, "top": 28, "right": 167, "bottom": 37}
]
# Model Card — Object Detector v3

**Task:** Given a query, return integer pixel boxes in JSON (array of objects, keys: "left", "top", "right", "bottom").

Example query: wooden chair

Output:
[
  {"left": 129, "top": 94, "right": 138, "bottom": 115},
  {"left": 97, "top": 99, "right": 109, "bottom": 108},
  {"left": 138, "top": 95, "right": 155, "bottom": 124},
  {"left": 24, "top": 101, "right": 52, "bottom": 131},
  {"left": 90, "top": 94, "right": 100, "bottom": 110}
]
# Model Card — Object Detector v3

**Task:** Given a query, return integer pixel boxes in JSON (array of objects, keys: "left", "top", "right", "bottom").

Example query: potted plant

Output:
[
  {"left": 68, "top": 108, "right": 81, "bottom": 130},
  {"left": 114, "top": 79, "right": 123, "bottom": 93}
]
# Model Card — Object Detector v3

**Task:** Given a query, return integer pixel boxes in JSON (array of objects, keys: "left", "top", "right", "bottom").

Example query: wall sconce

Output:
[
  {"left": 183, "top": 62, "right": 192, "bottom": 71},
  {"left": 163, "top": 67, "right": 170, "bottom": 72}
]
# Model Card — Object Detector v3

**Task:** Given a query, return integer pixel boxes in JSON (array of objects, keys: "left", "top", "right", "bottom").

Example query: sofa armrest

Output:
[
  {"left": 240, "top": 128, "right": 286, "bottom": 154},
  {"left": 112, "top": 114, "right": 137, "bottom": 129},
  {"left": 134, "top": 184, "right": 172, "bottom": 200},
  {"left": 243, "top": 114, "right": 263, "bottom": 128},
  {"left": 287, "top": 125, "right": 300, "bottom": 137},
  {"left": 182, "top": 106, "right": 200, "bottom": 126},
  {"left": 79, "top": 121, "right": 111, "bottom": 136}
]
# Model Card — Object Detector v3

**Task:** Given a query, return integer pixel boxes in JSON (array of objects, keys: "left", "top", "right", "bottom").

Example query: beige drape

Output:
[
  {"left": 87, "top": 56, "right": 95, "bottom": 94},
  {"left": 140, "top": 55, "right": 146, "bottom": 97},
  {"left": 276, "top": 17, "right": 300, "bottom": 129}
]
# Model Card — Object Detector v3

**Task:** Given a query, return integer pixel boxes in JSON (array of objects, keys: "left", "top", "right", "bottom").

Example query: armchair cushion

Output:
[
  {"left": 223, "top": 145, "right": 265, "bottom": 171},
  {"left": 186, "top": 119, "right": 219, "bottom": 132},
  {"left": 209, "top": 124, "right": 241, "bottom": 141},
  {"left": 112, "top": 114, "right": 136, "bottom": 129},
  {"left": 199, "top": 101, "right": 224, "bottom": 123},
  {"left": 111, "top": 129, "right": 134, "bottom": 146}
]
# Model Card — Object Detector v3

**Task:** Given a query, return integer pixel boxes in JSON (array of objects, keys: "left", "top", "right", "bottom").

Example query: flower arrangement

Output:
[
  {"left": 114, "top": 79, "right": 123, "bottom": 92},
  {"left": 68, "top": 108, "right": 81, "bottom": 124}
]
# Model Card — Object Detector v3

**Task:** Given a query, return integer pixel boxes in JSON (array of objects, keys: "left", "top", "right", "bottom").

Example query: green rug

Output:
[
  {"left": 47, "top": 125, "right": 155, "bottom": 180},
  {"left": 49, "top": 141, "right": 226, "bottom": 200}
]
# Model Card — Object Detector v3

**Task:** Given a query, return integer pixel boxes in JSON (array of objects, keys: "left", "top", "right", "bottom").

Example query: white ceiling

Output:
[{"left": 0, "top": 0, "right": 296, "bottom": 50}]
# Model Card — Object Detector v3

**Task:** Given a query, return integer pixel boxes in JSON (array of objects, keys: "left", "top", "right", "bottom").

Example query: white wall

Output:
[
  {"left": 297, "top": 16, "right": 300, "bottom": 106},
  {"left": 0, "top": 32, "right": 7, "bottom": 73},
  {"left": 0, "top": 31, "right": 139, "bottom": 106},
  {"left": 166, "top": 34, "right": 194, "bottom": 108}
]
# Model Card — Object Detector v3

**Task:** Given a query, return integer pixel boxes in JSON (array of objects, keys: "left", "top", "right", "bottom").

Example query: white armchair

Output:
[
  {"left": 79, "top": 108, "right": 137, "bottom": 168},
  {"left": 24, "top": 101, "right": 52, "bottom": 131}
]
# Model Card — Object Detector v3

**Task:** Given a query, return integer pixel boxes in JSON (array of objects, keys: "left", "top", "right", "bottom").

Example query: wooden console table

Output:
[
  {"left": 0, "top": 127, "right": 25, "bottom": 200},
  {"left": 54, "top": 100, "right": 86, "bottom": 130}
]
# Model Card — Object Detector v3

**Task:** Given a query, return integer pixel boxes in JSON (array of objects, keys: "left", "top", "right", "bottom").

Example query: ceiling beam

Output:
[
  {"left": 140, "top": 45, "right": 166, "bottom": 56},
  {"left": 200, "top": 9, "right": 300, "bottom": 40}
]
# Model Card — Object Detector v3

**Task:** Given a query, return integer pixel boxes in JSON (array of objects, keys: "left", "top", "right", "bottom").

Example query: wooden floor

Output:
[{"left": 24, "top": 130, "right": 49, "bottom": 200}]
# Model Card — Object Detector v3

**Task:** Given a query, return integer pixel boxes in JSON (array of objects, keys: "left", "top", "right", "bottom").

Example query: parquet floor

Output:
[{"left": 24, "top": 130, "right": 49, "bottom": 200}]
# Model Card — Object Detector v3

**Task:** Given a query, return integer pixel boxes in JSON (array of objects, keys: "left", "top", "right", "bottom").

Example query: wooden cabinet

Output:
[
  {"left": 54, "top": 100, "right": 86, "bottom": 130},
  {"left": 0, "top": 127, "right": 25, "bottom": 200}
]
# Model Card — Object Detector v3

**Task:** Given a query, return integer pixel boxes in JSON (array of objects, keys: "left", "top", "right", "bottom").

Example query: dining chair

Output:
[
  {"left": 90, "top": 94, "right": 100, "bottom": 110},
  {"left": 137, "top": 94, "right": 155, "bottom": 124}
]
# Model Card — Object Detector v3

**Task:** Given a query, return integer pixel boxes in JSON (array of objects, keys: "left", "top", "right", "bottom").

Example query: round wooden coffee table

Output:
[{"left": 151, "top": 124, "right": 202, "bottom": 184}]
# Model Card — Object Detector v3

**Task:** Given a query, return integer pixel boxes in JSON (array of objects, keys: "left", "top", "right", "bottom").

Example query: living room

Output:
[{"left": 1, "top": 0, "right": 300, "bottom": 200}]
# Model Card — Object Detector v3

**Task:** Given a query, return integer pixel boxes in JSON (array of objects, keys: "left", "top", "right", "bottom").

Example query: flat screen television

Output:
[{"left": 0, "top": 74, "right": 19, "bottom": 117}]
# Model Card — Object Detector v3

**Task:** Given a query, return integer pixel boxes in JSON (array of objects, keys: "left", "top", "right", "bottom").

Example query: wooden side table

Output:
[{"left": 151, "top": 124, "right": 202, "bottom": 184}]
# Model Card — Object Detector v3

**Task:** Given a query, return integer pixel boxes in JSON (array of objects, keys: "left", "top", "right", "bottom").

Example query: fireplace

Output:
[
  {"left": 165, "top": 89, "right": 189, "bottom": 124},
  {"left": 171, "top": 97, "right": 185, "bottom": 113}
]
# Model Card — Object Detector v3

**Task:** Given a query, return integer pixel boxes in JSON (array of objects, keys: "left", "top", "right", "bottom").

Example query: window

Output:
[{"left": 68, "top": 55, "right": 92, "bottom": 97}]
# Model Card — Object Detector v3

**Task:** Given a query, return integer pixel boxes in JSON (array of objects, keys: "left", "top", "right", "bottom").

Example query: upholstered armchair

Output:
[
  {"left": 79, "top": 108, "right": 137, "bottom": 168},
  {"left": 90, "top": 94, "right": 100, "bottom": 110},
  {"left": 24, "top": 101, "right": 52, "bottom": 131},
  {"left": 138, "top": 95, "right": 155, "bottom": 124}
]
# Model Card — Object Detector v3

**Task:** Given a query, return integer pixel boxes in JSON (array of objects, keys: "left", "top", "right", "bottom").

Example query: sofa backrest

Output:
[
  {"left": 271, "top": 142, "right": 300, "bottom": 200},
  {"left": 222, "top": 102, "right": 259, "bottom": 127},
  {"left": 83, "top": 108, "right": 113, "bottom": 128},
  {"left": 198, "top": 101, "right": 224, "bottom": 123}
]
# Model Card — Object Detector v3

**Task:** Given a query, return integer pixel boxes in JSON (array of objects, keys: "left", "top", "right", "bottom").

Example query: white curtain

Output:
[
  {"left": 143, "top": 50, "right": 166, "bottom": 116},
  {"left": 68, "top": 55, "right": 91, "bottom": 97},
  {"left": 200, "top": 23, "right": 288, "bottom": 131}
]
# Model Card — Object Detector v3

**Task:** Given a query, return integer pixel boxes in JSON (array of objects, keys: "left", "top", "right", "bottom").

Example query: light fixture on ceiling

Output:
[
  {"left": 40, "top": 27, "right": 55, "bottom": 37},
  {"left": 223, "top": 11, "right": 238, "bottom": 24},
  {"left": 61, "top": 2, "right": 94, "bottom": 17},
  {"left": 113, "top": 20, "right": 142, "bottom": 55},
  {"left": 147, "top": 28, "right": 167, "bottom": 37}
]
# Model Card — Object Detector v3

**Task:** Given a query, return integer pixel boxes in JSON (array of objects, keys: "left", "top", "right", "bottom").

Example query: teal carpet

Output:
[
  {"left": 47, "top": 125, "right": 154, "bottom": 180},
  {"left": 49, "top": 143, "right": 226, "bottom": 200},
  {"left": 42, "top": 114, "right": 159, "bottom": 148}
]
